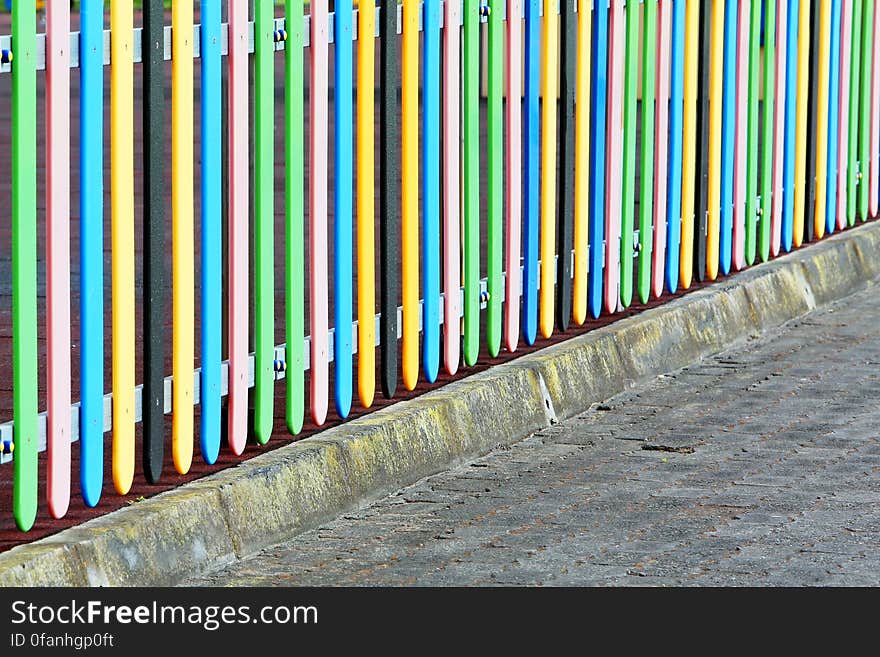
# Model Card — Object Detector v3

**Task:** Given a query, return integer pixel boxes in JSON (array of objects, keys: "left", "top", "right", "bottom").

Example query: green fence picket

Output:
[
  {"left": 286, "top": 0, "right": 305, "bottom": 433},
  {"left": 11, "top": 0, "right": 38, "bottom": 532},
  {"left": 620, "top": 0, "right": 639, "bottom": 307}
]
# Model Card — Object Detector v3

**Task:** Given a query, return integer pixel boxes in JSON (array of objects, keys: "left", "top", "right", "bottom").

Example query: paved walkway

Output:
[{"left": 190, "top": 285, "right": 880, "bottom": 586}]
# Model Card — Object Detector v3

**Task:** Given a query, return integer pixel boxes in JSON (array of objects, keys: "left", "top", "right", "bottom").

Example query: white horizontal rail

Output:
[
  {"left": 0, "top": 245, "right": 581, "bottom": 464},
  {"left": 0, "top": 0, "right": 595, "bottom": 460},
  {"left": 0, "top": 0, "right": 572, "bottom": 74}
]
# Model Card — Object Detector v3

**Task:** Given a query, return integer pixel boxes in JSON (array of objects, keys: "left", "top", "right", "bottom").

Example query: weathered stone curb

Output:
[{"left": 2, "top": 222, "right": 879, "bottom": 586}]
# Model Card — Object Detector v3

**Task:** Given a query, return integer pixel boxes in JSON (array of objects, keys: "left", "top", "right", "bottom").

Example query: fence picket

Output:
[
  {"left": 143, "top": 0, "right": 165, "bottom": 482},
  {"left": 665, "top": 0, "right": 685, "bottom": 292},
  {"left": 228, "top": 0, "right": 250, "bottom": 455},
  {"left": 638, "top": 0, "right": 657, "bottom": 301},
  {"left": 679, "top": 0, "right": 699, "bottom": 289},
  {"left": 356, "top": 0, "right": 376, "bottom": 405},
  {"left": 871, "top": 0, "right": 880, "bottom": 218},
  {"left": 556, "top": 0, "right": 576, "bottom": 330},
  {"left": 335, "top": 0, "right": 355, "bottom": 412},
  {"left": 172, "top": 0, "right": 195, "bottom": 471},
  {"left": 379, "top": 0, "right": 400, "bottom": 397},
  {"left": 858, "top": 0, "right": 873, "bottom": 222},
  {"left": 803, "top": 0, "right": 821, "bottom": 244},
  {"left": 814, "top": 0, "right": 832, "bottom": 238},
  {"left": 46, "top": 0, "right": 71, "bottom": 519},
  {"left": 793, "top": 0, "right": 810, "bottom": 249},
  {"left": 783, "top": 0, "right": 801, "bottom": 246},
  {"left": 464, "top": 0, "right": 480, "bottom": 362},
  {"left": 506, "top": 0, "right": 524, "bottom": 345},
  {"left": 693, "top": 0, "right": 711, "bottom": 281},
  {"left": 201, "top": 0, "right": 223, "bottom": 464},
  {"left": 573, "top": 0, "right": 591, "bottom": 323},
  {"left": 619, "top": 0, "right": 638, "bottom": 305},
  {"left": 719, "top": 0, "right": 736, "bottom": 275},
  {"left": 310, "top": 0, "right": 330, "bottom": 423},
  {"left": 732, "top": 0, "right": 750, "bottom": 269},
  {"left": 588, "top": 0, "right": 608, "bottom": 317},
  {"left": 771, "top": 0, "right": 789, "bottom": 256},
  {"left": 605, "top": 0, "right": 624, "bottom": 311},
  {"left": 524, "top": 0, "right": 541, "bottom": 338},
  {"left": 487, "top": 0, "right": 504, "bottom": 349},
  {"left": 745, "top": 0, "right": 761, "bottom": 262},
  {"left": 423, "top": 0, "right": 441, "bottom": 379},
  {"left": 254, "top": 0, "right": 275, "bottom": 440},
  {"left": 826, "top": 0, "right": 842, "bottom": 234},
  {"left": 402, "top": 0, "right": 419, "bottom": 390},
  {"left": 652, "top": 0, "right": 671, "bottom": 298},
  {"left": 79, "top": 0, "right": 104, "bottom": 507},
  {"left": 846, "top": 0, "right": 862, "bottom": 228},
  {"left": 11, "top": 0, "right": 38, "bottom": 531},
  {"left": 443, "top": 0, "right": 463, "bottom": 370},
  {"left": 110, "top": 0, "right": 135, "bottom": 495},
  {"left": 540, "top": 0, "right": 559, "bottom": 335}
]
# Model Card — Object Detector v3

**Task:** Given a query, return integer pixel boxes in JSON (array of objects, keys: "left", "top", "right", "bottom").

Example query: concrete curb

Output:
[{"left": 2, "top": 222, "right": 879, "bottom": 586}]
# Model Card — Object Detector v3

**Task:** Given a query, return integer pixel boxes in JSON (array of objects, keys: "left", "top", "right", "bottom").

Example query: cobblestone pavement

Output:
[{"left": 190, "top": 286, "right": 880, "bottom": 586}]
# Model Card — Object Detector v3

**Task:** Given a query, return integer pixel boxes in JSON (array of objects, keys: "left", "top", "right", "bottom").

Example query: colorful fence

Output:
[{"left": 0, "top": 0, "right": 877, "bottom": 532}]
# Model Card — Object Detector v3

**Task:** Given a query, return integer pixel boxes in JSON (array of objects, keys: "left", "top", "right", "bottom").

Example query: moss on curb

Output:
[{"left": 2, "top": 222, "right": 879, "bottom": 586}]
